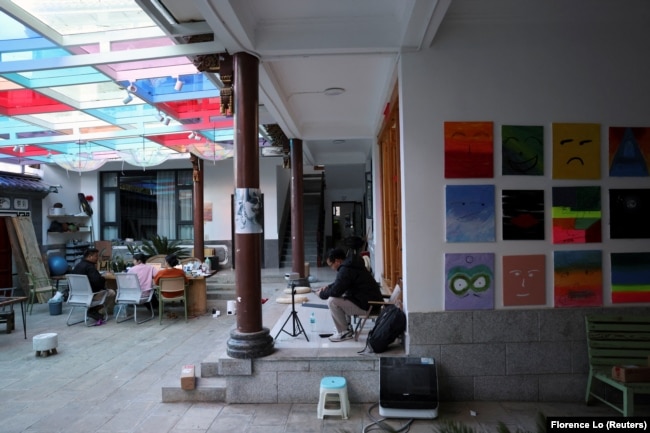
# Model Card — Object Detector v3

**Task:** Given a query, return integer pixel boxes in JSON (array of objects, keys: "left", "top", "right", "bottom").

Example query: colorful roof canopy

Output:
[{"left": 0, "top": 0, "right": 256, "bottom": 168}]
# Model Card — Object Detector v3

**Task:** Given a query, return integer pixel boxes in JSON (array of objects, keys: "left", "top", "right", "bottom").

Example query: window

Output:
[{"left": 100, "top": 169, "right": 193, "bottom": 241}]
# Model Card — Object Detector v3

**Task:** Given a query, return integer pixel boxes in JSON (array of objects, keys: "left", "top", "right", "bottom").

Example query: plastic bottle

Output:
[
  {"left": 309, "top": 312, "right": 316, "bottom": 332},
  {"left": 204, "top": 257, "right": 211, "bottom": 272}
]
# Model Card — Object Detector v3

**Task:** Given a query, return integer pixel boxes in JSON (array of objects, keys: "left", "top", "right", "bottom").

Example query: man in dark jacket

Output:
[
  {"left": 316, "top": 248, "right": 383, "bottom": 341},
  {"left": 71, "top": 248, "right": 115, "bottom": 325}
]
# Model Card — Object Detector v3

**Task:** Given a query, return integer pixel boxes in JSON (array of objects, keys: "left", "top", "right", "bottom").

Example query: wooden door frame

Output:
[{"left": 378, "top": 84, "right": 402, "bottom": 288}]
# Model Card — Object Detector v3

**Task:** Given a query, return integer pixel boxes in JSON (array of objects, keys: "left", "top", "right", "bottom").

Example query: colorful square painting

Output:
[
  {"left": 503, "top": 254, "right": 546, "bottom": 306},
  {"left": 502, "top": 189, "right": 545, "bottom": 240},
  {"left": 445, "top": 253, "right": 495, "bottom": 310},
  {"left": 552, "top": 186, "right": 601, "bottom": 244},
  {"left": 611, "top": 252, "right": 650, "bottom": 303},
  {"left": 444, "top": 121, "right": 494, "bottom": 178},
  {"left": 501, "top": 125, "right": 544, "bottom": 176},
  {"left": 553, "top": 250, "right": 602, "bottom": 308},
  {"left": 609, "top": 188, "right": 650, "bottom": 239},
  {"left": 446, "top": 184, "right": 495, "bottom": 242},
  {"left": 552, "top": 123, "right": 601, "bottom": 179},
  {"left": 609, "top": 127, "right": 650, "bottom": 177}
]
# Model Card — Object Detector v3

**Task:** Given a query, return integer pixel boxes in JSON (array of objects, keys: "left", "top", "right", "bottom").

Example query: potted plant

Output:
[{"left": 140, "top": 234, "right": 188, "bottom": 259}]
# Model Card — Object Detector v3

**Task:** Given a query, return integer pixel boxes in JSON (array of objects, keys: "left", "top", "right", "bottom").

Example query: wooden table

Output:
[
  {"left": 0, "top": 296, "right": 27, "bottom": 339},
  {"left": 104, "top": 271, "right": 216, "bottom": 317}
]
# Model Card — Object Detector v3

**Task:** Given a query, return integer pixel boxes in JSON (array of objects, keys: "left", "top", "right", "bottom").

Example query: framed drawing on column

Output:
[{"left": 365, "top": 172, "right": 372, "bottom": 219}]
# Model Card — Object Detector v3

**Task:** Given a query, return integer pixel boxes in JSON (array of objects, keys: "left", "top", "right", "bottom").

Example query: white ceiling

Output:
[{"left": 145, "top": 0, "right": 451, "bottom": 166}]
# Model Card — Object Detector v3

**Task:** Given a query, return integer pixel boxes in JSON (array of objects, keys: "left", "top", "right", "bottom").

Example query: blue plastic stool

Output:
[{"left": 317, "top": 376, "right": 349, "bottom": 419}]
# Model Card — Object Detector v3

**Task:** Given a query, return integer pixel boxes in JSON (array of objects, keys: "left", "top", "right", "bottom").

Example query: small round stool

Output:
[
  {"left": 33, "top": 333, "right": 58, "bottom": 357},
  {"left": 317, "top": 376, "right": 350, "bottom": 419}
]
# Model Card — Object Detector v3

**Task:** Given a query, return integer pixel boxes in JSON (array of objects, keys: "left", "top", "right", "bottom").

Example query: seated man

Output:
[
  {"left": 128, "top": 252, "right": 159, "bottom": 310},
  {"left": 71, "top": 248, "right": 116, "bottom": 325},
  {"left": 315, "top": 248, "right": 384, "bottom": 342}
]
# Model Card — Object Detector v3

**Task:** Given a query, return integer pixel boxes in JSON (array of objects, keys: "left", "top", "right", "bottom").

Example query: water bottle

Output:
[{"left": 309, "top": 312, "right": 316, "bottom": 332}]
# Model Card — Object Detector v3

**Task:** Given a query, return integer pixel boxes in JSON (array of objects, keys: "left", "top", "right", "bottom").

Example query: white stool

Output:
[
  {"left": 317, "top": 376, "right": 350, "bottom": 419},
  {"left": 33, "top": 333, "right": 58, "bottom": 357}
]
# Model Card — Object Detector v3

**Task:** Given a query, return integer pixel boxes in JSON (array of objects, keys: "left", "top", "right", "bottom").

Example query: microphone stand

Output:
[{"left": 274, "top": 279, "right": 309, "bottom": 342}]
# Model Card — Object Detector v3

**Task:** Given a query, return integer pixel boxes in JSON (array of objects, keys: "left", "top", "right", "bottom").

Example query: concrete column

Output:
[
  {"left": 290, "top": 139, "right": 306, "bottom": 278},
  {"left": 227, "top": 52, "right": 274, "bottom": 358}
]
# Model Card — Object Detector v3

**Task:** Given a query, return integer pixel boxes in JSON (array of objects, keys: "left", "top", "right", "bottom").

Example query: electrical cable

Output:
[{"left": 362, "top": 402, "right": 414, "bottom": 433}]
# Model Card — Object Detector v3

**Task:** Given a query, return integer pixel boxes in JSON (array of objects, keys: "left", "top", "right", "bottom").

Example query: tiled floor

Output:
[{"left": 0, "top": 268, "right": 634, "bottom": 433}]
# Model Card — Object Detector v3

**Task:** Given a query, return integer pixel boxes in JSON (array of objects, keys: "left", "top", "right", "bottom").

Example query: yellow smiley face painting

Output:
[{"left": 552, "top": 123, "right": 601, "bottom": 179}]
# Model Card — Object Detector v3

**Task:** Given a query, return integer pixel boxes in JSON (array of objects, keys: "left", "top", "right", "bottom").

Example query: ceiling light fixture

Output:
[
  {"left": 122, "top": 90, "right": 133, "bottom": 105},
  {"left": 323, "top": 87, "right": 345, "bottom": 96},
  {"left": 332, "top": 139, "right": 346, "bottom": 144},
  {"left": 174, "top": 77, "right": 183, "bottom": 91},
  {"left": 188, "top": 132, "right": 196, "bottom": 139}
]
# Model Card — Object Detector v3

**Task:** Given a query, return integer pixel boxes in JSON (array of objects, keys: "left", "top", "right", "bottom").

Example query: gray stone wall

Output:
[{"left": 407, "top": 307, "right": 650, "bottom": 401}]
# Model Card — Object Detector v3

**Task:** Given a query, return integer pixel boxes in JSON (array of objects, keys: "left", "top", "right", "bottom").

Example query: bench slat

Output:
[{"left": 585, "top": 314, "right": 650, "bottom": 416}]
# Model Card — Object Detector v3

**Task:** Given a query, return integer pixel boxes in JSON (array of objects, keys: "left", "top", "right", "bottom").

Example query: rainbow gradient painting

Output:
[{"left": 611, "top": 252, "right": 650, "bottom": 303}]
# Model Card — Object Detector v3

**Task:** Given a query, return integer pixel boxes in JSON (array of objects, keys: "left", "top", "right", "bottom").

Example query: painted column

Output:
[
  {"left": 290, "top": 139, "right": 306, "bottom": 279},
  {"left": 227, "top": 51, "right": 274, "bottom": 358}
]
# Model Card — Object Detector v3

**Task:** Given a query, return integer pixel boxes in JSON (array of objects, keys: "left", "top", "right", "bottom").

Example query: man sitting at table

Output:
[
  {"left": 153, "top": 254, "right": 189, "bottom": 286},
  {"left": 71, "top": 248, "right": 116, "bottom": 325}
]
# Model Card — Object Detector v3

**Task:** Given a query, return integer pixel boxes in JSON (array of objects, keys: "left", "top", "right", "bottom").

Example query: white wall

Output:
[
  {"left": 400, "top": 0, "right": 650, "bottom": 312},
  {"left": 41, "top": 156, "right": 286, "bottom": 245}
]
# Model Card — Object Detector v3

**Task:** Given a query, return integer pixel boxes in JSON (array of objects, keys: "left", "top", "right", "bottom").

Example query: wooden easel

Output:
[{"left": 7, "top": 216, "right": 49, "bottom": 302}]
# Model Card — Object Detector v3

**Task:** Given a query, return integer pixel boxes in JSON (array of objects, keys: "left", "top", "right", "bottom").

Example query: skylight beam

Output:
[{"left": 0, "top": 41, "right": 223, "bottom": 74}]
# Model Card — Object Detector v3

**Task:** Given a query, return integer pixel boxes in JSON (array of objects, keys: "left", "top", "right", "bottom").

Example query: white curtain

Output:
[{"left": 156, "top": 171, "right": 175, "bottom": 237}]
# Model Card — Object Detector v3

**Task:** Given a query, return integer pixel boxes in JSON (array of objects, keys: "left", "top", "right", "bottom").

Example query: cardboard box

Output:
[
  {"left": 181, "top": 364, "right": 196, "bottom": 390},
  {"left": 611, "top": 365, "right": 650, "bottom": 383}
]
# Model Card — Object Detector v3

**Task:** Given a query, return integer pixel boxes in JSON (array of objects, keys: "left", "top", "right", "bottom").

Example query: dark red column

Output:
[
  {"left": 226, "top": 52, "right": 274, "bottom": 358},
  {"left": 190, "top": 154, "right": 205, "bottom": 262}
]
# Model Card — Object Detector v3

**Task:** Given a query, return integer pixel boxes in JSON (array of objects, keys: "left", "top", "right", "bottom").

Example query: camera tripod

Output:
[{"left": 274, "top": 281, "right": 309, "bottom": 342}]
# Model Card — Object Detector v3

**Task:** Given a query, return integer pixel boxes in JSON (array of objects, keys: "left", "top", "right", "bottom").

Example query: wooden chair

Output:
[
  {"left": 0, "top": 287, "right": 16, "bottom": 333},
  {"left": 94, "top": 240, "right": 112, "bottom": 272},
  {"left": 65, "top": 274, "right": 108, "bottom": 326},
  {"left": 146, "top": 254, "right": 167, "bottom": 266},
  {"left": 156, "top": 277, "right": 187, "bottom": 324},
  {"left": 25, "top": 272, "right": 56, "bottom": 315},
  {"left": 115, "top": 273, "right": 154, "bottom": 324},
  {"left": 354, "top": 280, "right": 403, "bottom": 341}
]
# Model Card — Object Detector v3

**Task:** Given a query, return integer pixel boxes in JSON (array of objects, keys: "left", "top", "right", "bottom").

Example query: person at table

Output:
[
  {"left": 128, "top": 252, "right": 159, "bottom": 310},
  {"left": 153, "top": 254, "right": 189, "bottom": 287},
  {"left": 71, "top": 248, "right": 116, "bottom": 325}
]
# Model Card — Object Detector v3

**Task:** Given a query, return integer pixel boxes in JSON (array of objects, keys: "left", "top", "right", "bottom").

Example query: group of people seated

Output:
[{"left": 70, "top": 249, "right": 187, "bottom": 326}]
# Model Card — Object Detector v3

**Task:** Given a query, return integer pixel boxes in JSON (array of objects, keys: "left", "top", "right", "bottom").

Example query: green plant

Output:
[{"left": 140, "top": 234, "right": 188, "bottom": 259}]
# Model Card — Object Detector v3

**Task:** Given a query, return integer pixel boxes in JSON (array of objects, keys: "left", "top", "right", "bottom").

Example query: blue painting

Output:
[
  {"left": 445, "top": 253, "right": 495, "bottom": 311},
  {"left": 446, "top": 184, "right": 495, "bottom": 242}
]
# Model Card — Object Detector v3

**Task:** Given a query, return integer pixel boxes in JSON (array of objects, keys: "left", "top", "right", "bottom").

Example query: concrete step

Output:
[{"left": 161, "top": 376, "right": 227, "bottom": 403}]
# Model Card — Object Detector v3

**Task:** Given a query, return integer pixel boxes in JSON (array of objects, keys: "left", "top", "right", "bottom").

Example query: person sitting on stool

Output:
[{"left": 314, "top": 248, "right": 383, "bottom": 342}]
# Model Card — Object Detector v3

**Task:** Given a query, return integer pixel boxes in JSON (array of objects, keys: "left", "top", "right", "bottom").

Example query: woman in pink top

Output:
[{"left": 128, "top": 253, "right": 158, "bottom": 290}]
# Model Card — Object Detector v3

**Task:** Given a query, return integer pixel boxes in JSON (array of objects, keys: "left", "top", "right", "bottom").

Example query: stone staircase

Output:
[{"left": 279, "top": 174, "right": 323, "bottom": 269}]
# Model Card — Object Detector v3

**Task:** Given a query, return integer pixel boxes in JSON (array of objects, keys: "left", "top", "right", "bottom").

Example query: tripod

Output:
[{"left": 274, "top": 281, "right": 309, "bottom": 342}]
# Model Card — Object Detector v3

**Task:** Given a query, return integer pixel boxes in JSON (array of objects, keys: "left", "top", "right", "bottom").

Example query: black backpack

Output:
[{"left": 360, "top": 304, "right": 406, "bottom": 354}]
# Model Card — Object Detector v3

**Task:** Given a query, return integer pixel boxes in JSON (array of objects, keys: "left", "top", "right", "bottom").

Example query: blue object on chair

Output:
[{"left": 48, "top": 255, "right": 68, "bottom": 276}]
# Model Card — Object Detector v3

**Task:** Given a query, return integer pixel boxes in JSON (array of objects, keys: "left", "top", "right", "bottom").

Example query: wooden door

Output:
[
  {"left": 378, "top": 85, "right": 402, "bottom": 288},
  {"left": 0, "top": 218, "right": 12, "bottom": 287}
]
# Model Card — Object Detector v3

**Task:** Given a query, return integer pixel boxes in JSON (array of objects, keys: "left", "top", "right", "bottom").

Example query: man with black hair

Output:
[
  {"left": 315, "top": 248, "right": 384, "bottom": 342},
  {"left": 71, "top": 248, "right": 116, "bottom": 325}
]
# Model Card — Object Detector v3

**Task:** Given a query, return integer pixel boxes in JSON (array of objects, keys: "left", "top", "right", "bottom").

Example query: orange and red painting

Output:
[
  {"left": 503, "top": 254, "right": 546, "bottom": 306},
  {"left": 553, "top": 250, "right": 602, "bottom": 307},
  {"left": 444, "top": 121, "right": 494, "bottom": 178}
]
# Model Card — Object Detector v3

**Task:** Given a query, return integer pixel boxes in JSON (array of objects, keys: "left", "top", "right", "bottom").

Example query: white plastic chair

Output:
[
  {"left": 65, "top": 274, "right": 108, "bottom": 326},
  {"left": 115, "top": 273, "right": 154, "bottom": 324}
]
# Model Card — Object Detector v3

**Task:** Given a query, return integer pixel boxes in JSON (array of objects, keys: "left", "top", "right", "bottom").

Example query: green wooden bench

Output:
[{"left": 585, "top": 314, "right": 650, "bottom": 416}]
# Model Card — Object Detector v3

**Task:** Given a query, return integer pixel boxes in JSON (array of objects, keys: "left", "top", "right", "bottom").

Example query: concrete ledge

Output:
[{"left": 162, "top": 377, "right": 227, "bottom": 403}]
